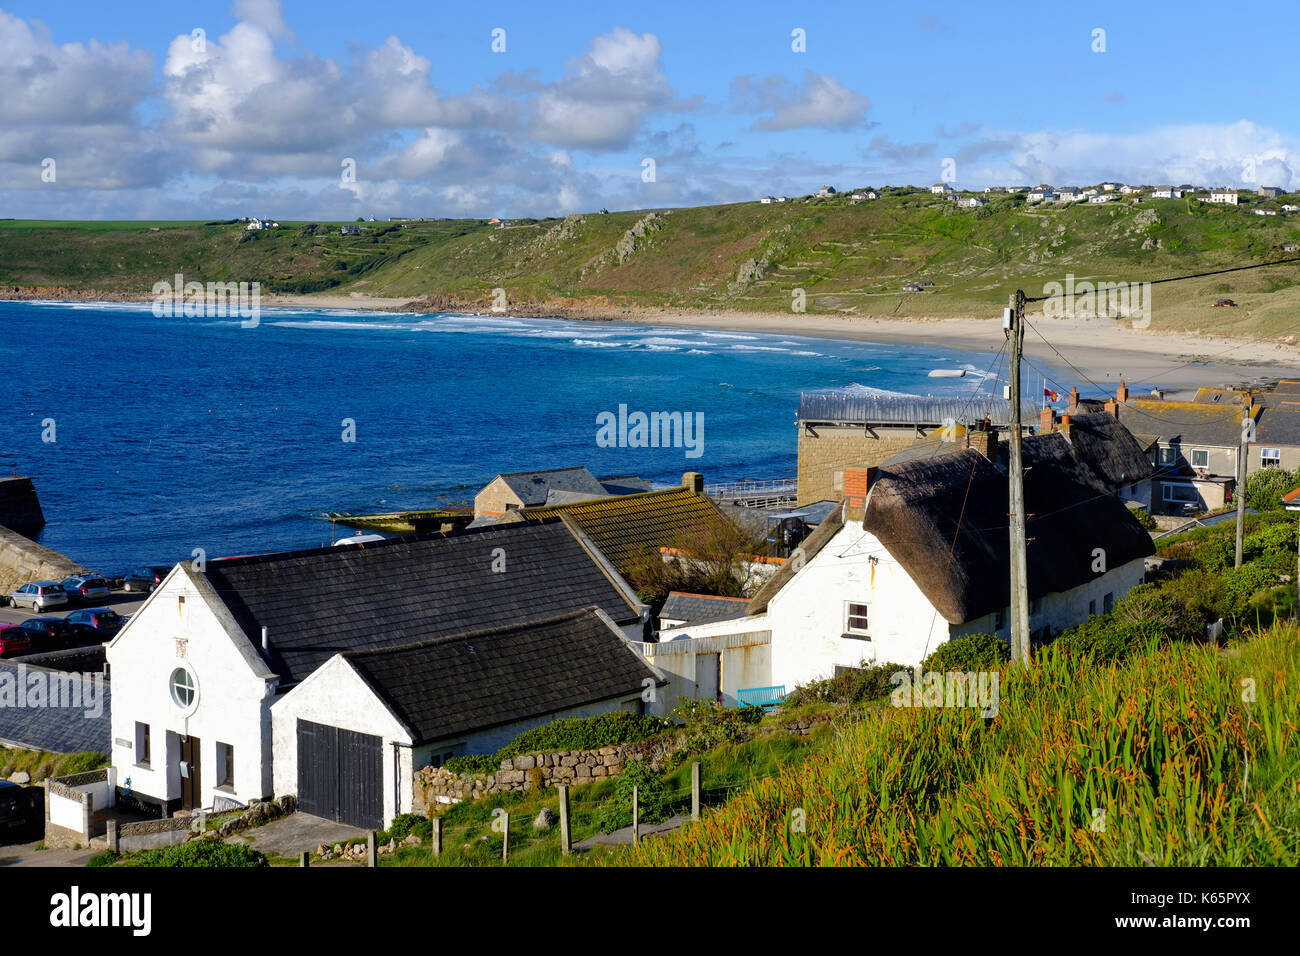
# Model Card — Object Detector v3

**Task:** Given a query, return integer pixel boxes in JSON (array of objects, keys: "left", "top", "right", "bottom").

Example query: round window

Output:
[{"left": 170, "top": 667, "right": 196, "bottom": 708}]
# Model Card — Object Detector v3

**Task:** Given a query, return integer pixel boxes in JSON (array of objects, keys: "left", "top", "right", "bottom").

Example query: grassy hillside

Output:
[
  {"left": 609, "top": 624, "right": 1298, "bottom": 866},
  {"left": 4, "top": 188, "right": 1300, "bottom": 337}
]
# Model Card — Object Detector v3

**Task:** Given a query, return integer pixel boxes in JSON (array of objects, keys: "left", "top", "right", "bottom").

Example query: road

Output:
[{"left": 0, "top": 590, "right": 148, "bottom": 650}]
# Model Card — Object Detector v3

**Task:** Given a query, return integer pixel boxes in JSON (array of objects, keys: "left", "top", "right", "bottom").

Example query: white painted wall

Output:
[
  {"left": 633, "top": 630, "right": 772, "bottom": 713},
  {"left": 107, "top": 567, "right": 280, "bottom": 811},
  {"left": 271, "top": 656, "right": 413, "bottom": 828},
  {"left": 48, "top": 789, "right": 84, "bottom": 831}
]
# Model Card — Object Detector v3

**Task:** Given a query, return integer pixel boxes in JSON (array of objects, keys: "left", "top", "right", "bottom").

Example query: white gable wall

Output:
[
  {"left": 271, "top": 656, "right": 413, "bottom": 828},
  {"left": 107, "top": 567, "right": 279, "bottom": 812}
]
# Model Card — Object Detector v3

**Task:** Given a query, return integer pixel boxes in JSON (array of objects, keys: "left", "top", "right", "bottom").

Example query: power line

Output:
[{"left": 1021, "top": 254, "right": 1300, "bottom": 303}]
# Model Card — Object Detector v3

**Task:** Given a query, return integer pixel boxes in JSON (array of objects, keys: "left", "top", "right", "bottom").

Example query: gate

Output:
[{"left": 296, "top": 719, "right": 383, "bottom": 829}]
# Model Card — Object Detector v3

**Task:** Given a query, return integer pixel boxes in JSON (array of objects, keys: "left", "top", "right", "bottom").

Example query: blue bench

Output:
[{"left": 737, "top": 685, "right": 787, "bottom": 711}]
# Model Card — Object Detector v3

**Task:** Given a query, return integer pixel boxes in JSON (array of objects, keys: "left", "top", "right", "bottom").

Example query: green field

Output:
[{"left": 4, "top": 188, "right": 1300, "bottom": 338}]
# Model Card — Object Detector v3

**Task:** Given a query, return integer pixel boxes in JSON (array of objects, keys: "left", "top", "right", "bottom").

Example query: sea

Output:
[{"left": 0, "top": 300, "right": 1060, "bottom": 573}]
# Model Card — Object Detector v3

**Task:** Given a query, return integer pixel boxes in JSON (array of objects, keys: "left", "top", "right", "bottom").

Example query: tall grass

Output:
[{"left": 618, "top": 626, "right": 1299, "bottom": 866}]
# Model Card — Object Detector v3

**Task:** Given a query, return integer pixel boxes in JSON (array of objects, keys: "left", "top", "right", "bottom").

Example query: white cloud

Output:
[{"left": 732, "top": 71, "right": 871, "bottom": 132}]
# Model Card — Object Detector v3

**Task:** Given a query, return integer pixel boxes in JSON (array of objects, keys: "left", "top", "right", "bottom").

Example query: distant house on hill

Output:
[
  {"left": 818, "top": 185, "right": 837, "bottom": 197},
  {"left": 340, "top": 225, "right": 361, "bottom": 235},
  {"left": 930, "top": 183, "right": 954, "bottom": 195},
  {"left": 1055, "top": 187, "right": 1082, "bottom": 202},
  {"left": 1027, "top": 186, "right": 1052, "bottom": 202},
  {"left": 1259, "top": 186, "right": 1284, "bottom": 198},
  {"left": 1209, "top": 188, "right": 1239, "bottom": 205},
  {"left": 1152, "top": 186, "right": 1182, "bottom": 199},
  {"left": 760, "top": 196, "right": 776, "bottom": 204}
]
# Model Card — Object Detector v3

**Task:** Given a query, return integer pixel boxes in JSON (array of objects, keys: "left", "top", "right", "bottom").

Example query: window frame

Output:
[
  {"left": 216, "top": 741, "right": 235, "bottom": 790},
  {"left": 170, "top": 667, "right": 196, "bottom": 709},
  {"left": 135, "top": 721, "right": 151, "bottom": 768},
  {"left": 1190, "top": 449, "right": 1210, "bottom": 469},
  {"left": 844, "top": 601, "right": 870, "bottom": 636},
  {"left": 1158, "top": 446, "right": 1177, "bottom": 466}
]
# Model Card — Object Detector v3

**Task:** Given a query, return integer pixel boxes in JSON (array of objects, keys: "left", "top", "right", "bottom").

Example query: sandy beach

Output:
[{"left": 267, "top": 292, "right": 1300, "bottom": 397}]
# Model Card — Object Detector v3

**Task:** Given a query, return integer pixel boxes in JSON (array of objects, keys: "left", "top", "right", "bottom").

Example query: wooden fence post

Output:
[
  {"left": 501, "top": 811, "right": 509, "bottom": 863},
  {"left": 366, "top": 831, "right": 376, "bottom": 868},
  {"left": 632, "top": 785, "right": 640, "bottom": 845},
  {"left": 558, "top": 785, "right": 571, "bottom": 856},
  {"left": 691, "top": 762, "right": 701, "bottom": 821},
  {"left": 430, "top": 817, "right": 442, "bottom": 859}
]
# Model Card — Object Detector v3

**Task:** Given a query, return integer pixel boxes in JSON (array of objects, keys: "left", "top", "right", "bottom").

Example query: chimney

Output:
[
  {"left": 1039, "top": 406, "right": 1054, "bottom": 433},
  {"left": 1059, "top": 414, "right": 1072, "bottom": 440},
  {"left": 1104, "top": 399, "right": 1119, "bottom": 418},
  {"left": 964, "top": 423, "right": 999, "bottom": 461},
  {"left": 843, "top": 466, "right": 877, "bottom": 521},
  {"left": 1117, "top": 381, "right": 1129, "bottom": 403},
  {"left": 682, "top": 471, "right": 704, "bottom": 493},
  {"left": 1067, "top": 386, "right": 1080, "bottom": 415}
]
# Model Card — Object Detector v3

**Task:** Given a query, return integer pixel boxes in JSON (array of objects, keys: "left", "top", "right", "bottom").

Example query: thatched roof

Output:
[
  {"left": 862, "top": 449, "right": 1153, "bottom": 624},
  {"left": 1008, "top": 414, "right": 1154, "bottom": 491}
]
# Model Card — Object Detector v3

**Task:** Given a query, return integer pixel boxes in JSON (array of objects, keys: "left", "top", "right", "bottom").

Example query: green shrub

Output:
[
  {"left": 594, "top": 758, "right": 669, "bottom": 833},
  {"left": 783, "top": 661, "right": 910, "bottom": 706},
  {"left": 672, "top": 698, "right": 762, "bottom": 752},
  {"left": 1130, "top": 506, "right": 1158, "bottom": 530},
  {"left": 922, "top": 634, "right": 1010, "bottom": 673},
  {"left": 379, "top": 813, "right": 432, "bottom": 844},
  {"left": 116, "top": 839, "right": 268, "bottom": 867},
  {"left": 1245, "top": 467, "right": 1300, "bottom": 512},
  {"left": 86, "top": 850, "right": 119, "bottom": 867}
]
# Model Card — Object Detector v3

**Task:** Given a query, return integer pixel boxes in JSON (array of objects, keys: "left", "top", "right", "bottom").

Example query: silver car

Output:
[
  {"left": 59, "top": 575, "right": 112, "bottom": 605},
  {"left": 9, "top": 581, "right": 69, "bottom": 611}
]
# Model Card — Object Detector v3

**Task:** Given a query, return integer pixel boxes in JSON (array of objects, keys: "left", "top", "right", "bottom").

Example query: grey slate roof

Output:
[
  {"left": 0, "top": 661, "right": 111, "bottom": 754},
  {"left": 1126, "top": 400, "right": 1256, "bottom": 449},
  {"left": 202, "top": 519, "right": 645, "bottom": 685},
  {"left": 1257, "top": 409, "right": 1300, "bottom": 447},
  {"left": 659, "top": 592, "right": 752, "bottom": 626},
  {"left": 799, "top": 390, "right": 1037, "bottom": 427},
  {"left": 342, "top": 607, "right": 663, "bottom": 745},
  {"left": 497, "top": 467, "right": 607, "bottom": 507}
]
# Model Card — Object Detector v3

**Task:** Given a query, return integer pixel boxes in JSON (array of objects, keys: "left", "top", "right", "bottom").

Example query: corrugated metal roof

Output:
[{"left": 798, "top": 390, "right": 1037, "bottom": 426}]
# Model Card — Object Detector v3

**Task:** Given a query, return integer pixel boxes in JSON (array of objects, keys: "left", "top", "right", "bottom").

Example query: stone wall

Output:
[
  {"left": 797, "top": 425, "right": 930, "bottom": 505},
  {"left": 0, "top": 522, "right": 90, "bottom": 596},
  {"left": 412, "top": 713, "right": 835, "bottom": 815}
]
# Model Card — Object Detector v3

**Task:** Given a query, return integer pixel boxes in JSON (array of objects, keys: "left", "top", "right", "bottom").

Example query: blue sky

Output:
[{"left": 3, "top": 0, "right": 1297, "bottom": 219}]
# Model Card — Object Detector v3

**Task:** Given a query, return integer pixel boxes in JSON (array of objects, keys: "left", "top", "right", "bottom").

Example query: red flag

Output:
[{"left": 1044, "top": 388, "right": 1060, "bottom": 402}]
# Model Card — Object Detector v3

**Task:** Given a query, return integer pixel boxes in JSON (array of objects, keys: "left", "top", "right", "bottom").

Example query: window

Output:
[
  {"left": 1262, "top": 448, "right": 1281, "bottom": 468},
  {"left": 1158, "top": 446, "right": 1177, "bottom": 466},
  {"left": 428, "top": 747, "right": 461, "bottom": 768},
  {"left": 170, "top": 667, "right": 196, "bottom": 708},
  {"left": 1163, "top": 484, "right": 1198, "bottom": 503},
  {"left": 135, "top": 722, "right": 151, "bottom": 767},
  {"left": 1191, "top": 449, "right": 1209, "bottom": 469},
  {"left": 216, "top": 742, "right": 234, "bottom": 789},
  {"left": 844, "top": 602, "right": 870, "bottom": 635},
  {"left": 1103, "top": 592, "right": 1114, "bottom": 614}
]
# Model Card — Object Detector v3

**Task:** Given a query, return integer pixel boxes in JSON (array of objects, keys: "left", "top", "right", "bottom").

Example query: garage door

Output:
[{"left": 296, "top": 719, "right": 384, "bottom": 830}]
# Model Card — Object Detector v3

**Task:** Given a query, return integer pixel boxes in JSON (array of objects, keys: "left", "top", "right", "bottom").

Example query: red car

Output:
[
  {"left": 0, "top": 626, "right": 31, "bottom": 658},
  {"left": 1213, "top": 299, "right": 1237, "bottom": 307}
]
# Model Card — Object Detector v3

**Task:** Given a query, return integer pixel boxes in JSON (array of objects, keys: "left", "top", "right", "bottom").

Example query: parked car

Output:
[
  {"left": 1213, "top": 298, "right": 1237, "bottom": 307},
  {"left": 122, "top": 566, "right": 172, "bottom": 593},
  {"left": 19, "top": 617, "right": 77, "bottom": 651},
  {"left": 59, "top": 575, "right": 111, "bottom": 606},
  {"left": 7, "top": 581, "right": 68, "bottom": 611},
  {"left": 66, "top": 607, "right": 127, "bottom": 640},
  {"left": 0, "top": 625, "right": 31, "bottom": 658},
  {"left": 0, "top": 780, "right": 36, "bottom": 833}
]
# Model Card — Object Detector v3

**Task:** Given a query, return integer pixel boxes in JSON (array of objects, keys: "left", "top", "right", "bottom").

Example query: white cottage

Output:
[{"left": 106, "top": 518, "right": 652, "bottom": 826}]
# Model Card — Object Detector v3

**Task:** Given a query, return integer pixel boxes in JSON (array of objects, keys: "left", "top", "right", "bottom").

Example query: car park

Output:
[
  {"left": 66, "top": 607, "right": 127, "bottom": 639},
  {"left": 122, "top": 566, "right": 172, "bottom": 593},
  {"left": 59, "top": 575, "right": 112, "bottom": 606},
  {"left": 0, "top": 625, "right": 31, "bottom": 658},
  {"left": 7, "top": 581, "right": 69, "bottom": 611},
  {"left": 18, "top": 617, "right": 78, "bottom": 651}
]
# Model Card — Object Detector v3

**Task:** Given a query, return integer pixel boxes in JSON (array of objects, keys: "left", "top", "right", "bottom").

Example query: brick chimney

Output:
[
  {"left": 1039, "top": 406, "right": 1054, "bottom": 433},
  {"left": 1103, "top": 399, "right": 1119, "bottom": 418},
  {"left": 843, "top": 466, "right": 877, "bottom": 520},
  {"left": 682, "top": 472, "right": 704, "bottom": 493},
  {"left": 964, "top": 420, "right": 999, "bottom": 460},
  {"left": 1058, "top": 414, "right": 1072, "bottom": 440},
  {"left": 1117, "top": 381, "right": 1129, "bottom": 403},
  {"left": 1067, "top": 386, "right": 1080, "bottom": 415}
]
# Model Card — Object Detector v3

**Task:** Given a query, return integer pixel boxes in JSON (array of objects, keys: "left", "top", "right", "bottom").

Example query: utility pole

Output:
[
  {"left": 1235, "top": 396, "right": 1250, "bottom": 568},
  {"left": 1006, "top": 291, "right": 1031, "bottom": 667}
]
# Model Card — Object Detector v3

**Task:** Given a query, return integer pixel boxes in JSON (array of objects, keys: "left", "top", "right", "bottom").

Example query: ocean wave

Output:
[{"left": 571, "top": 338, "right": 622, "bottom": 348}]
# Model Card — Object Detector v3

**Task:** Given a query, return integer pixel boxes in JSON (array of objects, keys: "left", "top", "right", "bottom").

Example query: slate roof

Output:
[
  {"left": 1126, "top": 399, "right": 1258, "bottom": 448},
  {"left": 514, "top": 487, "right": 732, "bottom": 577},
  {"left": 799, "top": 390, "right": 1037, "bottom": 427},
  {"left": 495, "top": 467, "right": 607, "bottom": 507},
  {"left": 0, "top": 661, "right": 111, "bottom": 754},
  {"left": 341, "top": 608, "right": 663, "bottom": 745},
  {"left": 861, "top": 449, "right": 1154, "bottom": 624},
  {"left": 659, "top": 592, "right": 752, "bottom": 626},
  {"left": 201, "top": 519, "right": 645, "bottom": 685},
  {"left": 1257, "top": 408, "right": 1300, "bottom": 447}
]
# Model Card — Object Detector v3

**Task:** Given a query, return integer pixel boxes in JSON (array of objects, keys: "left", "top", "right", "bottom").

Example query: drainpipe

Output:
[{"left": 261, "top": 627, "right": 270, "bottom": 656}]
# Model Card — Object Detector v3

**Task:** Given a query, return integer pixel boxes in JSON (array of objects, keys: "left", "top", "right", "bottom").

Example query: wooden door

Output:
[{"left": 180, "top": 734, "right": 201, "bottom": 810}]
